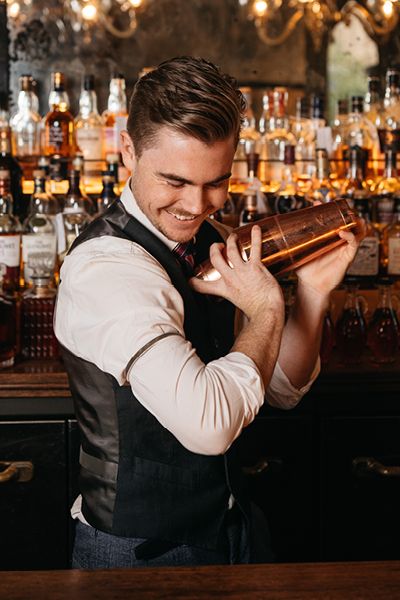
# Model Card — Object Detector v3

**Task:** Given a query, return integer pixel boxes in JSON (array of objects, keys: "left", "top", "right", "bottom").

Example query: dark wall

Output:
[{"left": 7, "top": 0, "right": 307, "bottom": 117}]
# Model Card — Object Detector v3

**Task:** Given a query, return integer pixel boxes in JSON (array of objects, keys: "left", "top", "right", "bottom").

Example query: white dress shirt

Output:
[{"left": 55, "top": 182, "right": 319, "bottom": 456}]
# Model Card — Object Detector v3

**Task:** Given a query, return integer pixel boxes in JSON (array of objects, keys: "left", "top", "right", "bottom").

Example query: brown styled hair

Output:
[{"left": 127, "top": 56, "right": 245, "bottom": 157}]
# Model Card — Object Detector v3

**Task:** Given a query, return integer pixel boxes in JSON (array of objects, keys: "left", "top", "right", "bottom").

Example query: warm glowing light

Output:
[
  {"left": 81, "top": 2, "right": 97, "bottom": 20},
  {"left": 8, "top": 1, "right": 20, "bottom": 17},
  {"left": 382, "top": 0, "right": 394, "bottom": 16},
  {"left": 128, "top": 0, "right": 142, "bottom": 7},
  {"left": 312, "top": 1, "right": 321, "bottom": 13},
  {"left": 253, "top": 0, "right": 268, "bottom": 17}
]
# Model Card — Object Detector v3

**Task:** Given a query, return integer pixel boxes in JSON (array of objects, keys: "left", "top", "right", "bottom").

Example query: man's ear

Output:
[{"left": 120, "top": 130, "right": 136, "bottom": 172}]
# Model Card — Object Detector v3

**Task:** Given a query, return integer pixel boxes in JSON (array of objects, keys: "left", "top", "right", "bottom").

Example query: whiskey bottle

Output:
[
  {"left": 364, "top": 76, "right": 381, "bottom": 127},
  {"left": 376, "top": 68, "right": 400, "bottom": 155},
  {"left": 345, "top": 96, "right": 380, "bottom": 176},
  {"left": 341, "top": 146, "right": 370, "bottom": 209},
  {"left": 43, "top": 72, "right": 76, "bottom": 169},
  {"left": 96, "top": 171, "right": 118, "bottom": 215},
  {"left": 368, "top": 279, "right": 399, "bottom": 363},
  {"left": 231, "top": 87, "right": 260, "bottom": 191},
  {"left": 59, "top": 169, "right": 91, "bottom": 261},
  {"left": 239, "top": 191, "right": 259, "bottom": 226},
  {"left": 346, "top": 197, "right": 379, "bottom": 279},
  {"left": 335, "top": 283, "right": 367, "bottom": 364},
  {"left": 271, "top": 145, "right": 308, "bottom": 214},
  {"left": 10, "top": 74, "right": 41, "bottom": 179},
  {"left": 306, "top": 148, "right": 337, "bottom": 204},
  {"left": 382, "top": 197, "right": 400, "bottom": 276},
  {"left": 75, "top": 74, "right": 104, "bottom": 194},
  {"left": 21, "top": 170, "right": 58, "bottom": 287},
  {"left": 330, "top": 98, "right": 349, "bottom": 184},
  {"left": 371, "top": 147, "right": 398, "bottom": 233},
  {"left": 21, "top": 259, "right": 59, "bottom": 360},
  {"left": 0, "top": 124, "right": 23, "bottom": 218},
  {"left": 102, "top": 74, "right": 128, "bottom": 156},
  {"left": 0, "top": 169, "right": 21, "bottom": 294}
]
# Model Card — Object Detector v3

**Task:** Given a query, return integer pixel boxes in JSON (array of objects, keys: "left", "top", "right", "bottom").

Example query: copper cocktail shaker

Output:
[{"left": 195, "top": 199, "right": 357, "bottom": 281}]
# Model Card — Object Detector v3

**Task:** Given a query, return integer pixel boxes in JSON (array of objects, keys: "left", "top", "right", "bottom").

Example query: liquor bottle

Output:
[
  {"left": 335, "top": 283, "right": 367, "bottom": 364},
  {"left": 58, "top": 169, "right": 92, "bottom": 262},
  {"left": 10, "top": 74, "right": 41, "bottom": 180},
  {"left": 345, "top": 96, "right": 380, "bottom": 175},
  {"left": 341, "top": 146, "right": 370, "bottom": 209},
  {"left": 21, "top": 170, "right": 58, "bottom": 287},
  {"left": 43, "top": 72, "right": 76, "bottom": 170},
  {"left": 102, "top": 74, "right": 128, "bottom": 156},
  {"left": 371, "top": 147, "right": 398, "bottom": 233},
  {"left": 195, "top": 198, "right": 357, "bottom": 281},
  {"left": 382, "top": 197, "right": 400, "bottom": 276},
  {"left": 48, "top": 154, "right": 69, "bottom": 201},
  {"left": 346, "top": 197, "right": 379, "bottom": 279},
  {"left": 259, "top": 87, "right": 296, "bottom": 186},
  {"left": 364, "top": 76, "right": 381, "bottom": 126},
  {"left": 368, "top": 279, "right": 399, "bottom": 364},
  {"left": 271, "top": 145, "right": 308, "bottom": 214},
  {"left": 258, "top": 90, "right": 272, "bottom": 135},
  {"left": 239, "top": 190, "right": 259, "bottom": 226},
  {"left": 75, "top": 74, "right": 104, "bottom": 194},
  {"left": 376, "top": 68, "right": 400, "bottom": 155},
  {"left": 290, "top": 96, "right": 314, "bottom": 181},
  {"left": 0, "top": 124, "right": 23, "bottom": 218},
  {"left": 330, "top": 98, "right": 349, "bottom": 184},
  {"left": 0, "top": 282, "right": 17, "bottom": 367},
  {"left": 0, "top": 169, "right": 21, "bottom": 294},
  {"left": 306, "top": 148, "right": 337, "bottom": 204},
  {"left": 96, "top": 171, "right": 118, "bottom": 215},
  {"left": 231, "top": 87, "right": 260, "bottom": 191},
  {"left": 21, "top": 259, "right": 59, "bottom": 360},
  {"left": 105, "top": 152, "right": 120, "bottom": 192}
]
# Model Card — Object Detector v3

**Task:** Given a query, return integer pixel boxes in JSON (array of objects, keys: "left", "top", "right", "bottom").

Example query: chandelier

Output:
[
  {"left": 240, "top": 0, "right": 400, "bottom": 50},
  {"left": 5, "top": 0, "right": 148, "bottom": 38}
]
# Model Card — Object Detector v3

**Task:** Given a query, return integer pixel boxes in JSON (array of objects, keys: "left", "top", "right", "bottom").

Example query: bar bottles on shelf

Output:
[{"left": 10, "top": 74, "right": 41, "bottom": 180}]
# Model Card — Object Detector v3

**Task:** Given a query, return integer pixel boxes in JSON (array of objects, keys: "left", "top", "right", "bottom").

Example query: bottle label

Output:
[
  {"left": 388, "top": 237, "right": 400, "bottom": 275},
  {"left": 22, "top": 233, "right": 57, "bottom": 283},
  {"left": 0, "top": 234, "right": 20, "bottom": 267},
  {"left": 76, "top": 127, "right": 103, "bottom": 173},
  {"left": 347, "top": 236, "right": 379, "bottom": 276},
  {"left": 49, "top": 123, "right": 68, "bottom": 151},
  {"left": 376, "top": 195, "right": 394, "bottom": 225}
]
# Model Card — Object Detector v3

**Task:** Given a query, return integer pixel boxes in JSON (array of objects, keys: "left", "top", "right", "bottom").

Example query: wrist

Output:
[{"left": 295, "top": 280, "right": 330, "bottom": 313}]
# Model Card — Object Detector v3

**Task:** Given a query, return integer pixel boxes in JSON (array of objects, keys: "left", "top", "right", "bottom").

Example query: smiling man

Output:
[{"left": 54, "top": 56, "right": 361, "bottom": 569}]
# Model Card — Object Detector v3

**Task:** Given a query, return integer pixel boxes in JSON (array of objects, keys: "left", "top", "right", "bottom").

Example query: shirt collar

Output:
[{"left": 120, "top": 178, "right": 177, "bottom": 251}]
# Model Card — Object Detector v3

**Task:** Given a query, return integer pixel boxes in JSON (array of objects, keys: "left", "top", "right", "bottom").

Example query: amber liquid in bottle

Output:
[
  {"left": 21, "top": 276, "right": 59, "bottom": 360},
  {"left": 367, "top": 282, "right": 399, "bottom": 364},
  {"left": 44, "top": 72, "right": 76, "bottom": 161},
  {"left": 335, "top": 286, "right": 367, "bottom": 364}
]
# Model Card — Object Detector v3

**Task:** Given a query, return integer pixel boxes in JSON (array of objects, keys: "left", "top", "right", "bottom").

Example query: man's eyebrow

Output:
[{"left": 156, "top": 171, "right": 232, "bottom": 185}]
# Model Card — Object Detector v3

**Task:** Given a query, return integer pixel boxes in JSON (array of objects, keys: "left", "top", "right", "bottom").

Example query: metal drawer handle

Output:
[
  {"left": 0, "top": 461, "right": 34, "bottom": 483},
  {"left": 352, "top": 457, "right": 400, "bottom": 479},
  {"left": 242, "top": 457, "right": 283, "bottom": 476}
]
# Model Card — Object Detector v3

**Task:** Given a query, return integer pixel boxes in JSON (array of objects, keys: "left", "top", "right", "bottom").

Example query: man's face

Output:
[{"left": 120, "top": 126, "right": 236, "bottom": 243}]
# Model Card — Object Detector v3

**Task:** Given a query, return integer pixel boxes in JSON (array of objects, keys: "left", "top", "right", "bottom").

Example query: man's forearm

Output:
[
  {"left": 232, "top": 308, "right": 285, "bottom": 388},
  {"left": 278, "top": 283, "right": 329, "bottom": 389}
]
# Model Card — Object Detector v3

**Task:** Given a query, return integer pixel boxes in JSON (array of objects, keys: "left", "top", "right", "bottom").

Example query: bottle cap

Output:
[
  {"left": 337, "top": 98, "right": 349, "bottom": 115},
  {"left": 20, "top": 74, "right": 34, "bottom": 92},
  {"left": 351, "top": 96, "right": 364, "bottom": 113},
  {"left": 52, "top": 71, "right": 65, "bottom": 92},
  {"left": 310, "top": 94, "right": 325, "bottom": 120},
  {"left": 367, "top": 76, "right": 381, "bottom": 94},
  {"left": 83, "top": 74, "right": 95, "bottom": 91}
]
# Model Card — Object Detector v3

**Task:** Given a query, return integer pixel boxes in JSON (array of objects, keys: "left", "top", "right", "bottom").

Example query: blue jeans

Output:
[{"left": 72, "top": 504, "right": 273, "bottom": 569}]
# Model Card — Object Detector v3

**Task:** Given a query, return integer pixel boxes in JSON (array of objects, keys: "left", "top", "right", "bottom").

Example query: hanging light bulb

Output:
[
  {"left": 253, "top": 0, "right": 268, "bottom": 17},
  {"left": 382, "top": 0, "right": 394, "bottom": 17},
  {"left": 128, "top": 0, "right": 142, "bottom": 7},
  {"left": 8, "top": 1, "right": 20, "bottom": 18},
  {"left": 81, "top": 2, "right": 97, "bottom": 20}
]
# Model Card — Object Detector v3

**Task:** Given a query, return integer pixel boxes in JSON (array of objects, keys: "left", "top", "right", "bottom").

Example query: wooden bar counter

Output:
[{"left": 1, "top": 561, "right": 400, "bottom": 599}]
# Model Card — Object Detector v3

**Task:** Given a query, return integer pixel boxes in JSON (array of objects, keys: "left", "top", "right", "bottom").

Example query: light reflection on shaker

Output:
[{"left": 194, "top": 199, "right": 357, "bottom": 282}]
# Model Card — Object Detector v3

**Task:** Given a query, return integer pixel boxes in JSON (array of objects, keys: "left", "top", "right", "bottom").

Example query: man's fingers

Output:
[{"left": 249, "top": 225, "right": 262, "bottom": 262}]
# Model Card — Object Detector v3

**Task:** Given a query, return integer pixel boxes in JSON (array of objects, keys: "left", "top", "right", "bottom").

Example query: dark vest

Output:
[{"left": 60, "top": 200, "right": 249, "bottom": 549}]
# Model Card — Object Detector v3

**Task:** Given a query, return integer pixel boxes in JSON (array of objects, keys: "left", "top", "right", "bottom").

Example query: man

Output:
[{"left": 54, "top": 56, "right": 361, "bottom": 568}]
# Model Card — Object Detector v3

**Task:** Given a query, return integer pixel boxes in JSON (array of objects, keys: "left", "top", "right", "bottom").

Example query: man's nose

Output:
[{"left": 184, "top": 187, "right": 209, "bottom": 215}]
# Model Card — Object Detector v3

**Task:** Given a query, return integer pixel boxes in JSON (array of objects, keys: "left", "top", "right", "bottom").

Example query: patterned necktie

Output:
[{"left": 173, "top": 240, "right": 196, "bottom": 277}]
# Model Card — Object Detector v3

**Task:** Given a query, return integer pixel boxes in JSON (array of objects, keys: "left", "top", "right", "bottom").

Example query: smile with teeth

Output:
[{"left": 166, "top": 210, "right": 198, "bottom": 222}]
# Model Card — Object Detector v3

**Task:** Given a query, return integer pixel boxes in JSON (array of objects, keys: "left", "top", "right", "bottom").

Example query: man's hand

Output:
[
  {"left": 295, "top": 217, "right": 367, "bottom": 298},
  {"left": 189, "top": 225, "right": 284, "bottom": 320}
]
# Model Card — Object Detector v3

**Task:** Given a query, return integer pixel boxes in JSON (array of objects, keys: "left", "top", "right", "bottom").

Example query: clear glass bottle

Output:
[
  {"left": 21, "top": 170, "right": 58, "bottom": 287},
  {"left": 0, "top": 169, "right": 21, "bottom": 294},
  {"left": 306, "top": 148, "right": 337, "bottom": 204},
  {"left": 231, "top": 87, "right": 261, "bottom": 192},
  {"left": 258, "top": 89, "right": 272, "bottom": 135},
  {"left": 345, "top": 96, "right": 380, "bottom": 176},
  {"left": 21, "top": 258, "right": 59, "bottom": 360},
  {"left": 368, "top": 279, "right": 399, "bottom": 364},
  {"left": 105, "top": 152, "right": 120, "bottom": 194},
  {"left": 10, "top": 74, "right": 41, "bottom": 179},
  {"left": 364, "top": 76, "right": 382, "bottom": 126},
  {"left": 102, "top": 74, "right": 128, "bottom": 156},
  {"left": 341, "top": 146, "right": 370, "bottom": 209},
  {"left": 58, "top": 169, "right": 92, "bottom": 262},
  {"left": 346, "top": 197, "right": 379, "bottom": 279},
  {"left": 43, "top": 72, "right": 76, "bottom": 167},
  {"left": 335, "top": 283, "right": 367, "bottom": 365},
  {"left": 290, "top": 96, "right": 314, "bottom": 182},
  {"left": 96, "top": 171, "right": 118, "bottom": 215},
  {"left": 330, "top": 98, "right": 349, "bottom": 185},
  {"left": 75, "top": 74, "right": 104, "bottom": 194},
  {"left": 376, "top": 69, "right": 400, "bottom": 156},
  {"left": 383, "top": 197, "right": 400, "bottom": 276},
  {"left": 239, "top": 190, "right": 260, "bottom": 226},
  {"left": 271, "top": 145, "right": 308, "bottom": 214},
  {"left": 259, "top": 87, "right": 296, "bottom": 186}
]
